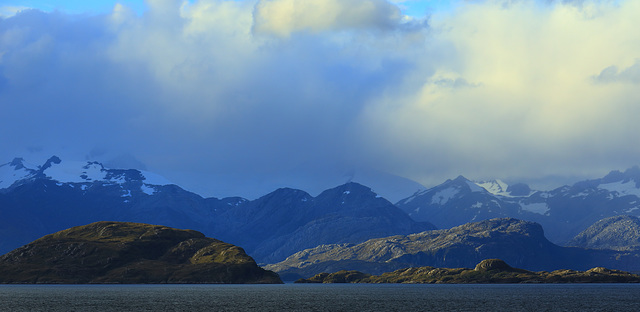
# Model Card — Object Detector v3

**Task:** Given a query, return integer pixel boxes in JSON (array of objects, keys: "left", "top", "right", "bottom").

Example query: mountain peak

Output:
[
  {"left": 9, "top": 158, "right": 26, "bottom": 170},
  {"left": 40, "top": 155, "right": 62, "bottom": 171},
  {"left": 317, "top": 182, "right": 383, "bottom": 201},
  {"left": 1, "top": 155, "right": 173, "bottom": 190},
  {"left": 601, "top": 166, "right": 640, "bottom": 184},
  {"left": 452, "top": 175, "right": 470, "bottom": 183}
]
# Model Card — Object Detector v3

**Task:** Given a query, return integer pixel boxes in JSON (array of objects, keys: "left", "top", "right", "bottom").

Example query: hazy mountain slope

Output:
[
  {"left": 0, "top": 156, "right": 433, "bottom": 264},
  {"left": 215, "top": 183, "right": 435, "bottom": 263}
]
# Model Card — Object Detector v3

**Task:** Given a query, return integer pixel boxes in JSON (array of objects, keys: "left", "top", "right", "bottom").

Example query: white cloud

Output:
[
  {"left": 1, "top": 0, "right": 639, "bottom": 198},
  {"left": 357, "top": 0, "right": 640, "bottom": 187},
  {"left": 0, "top": 6, "right": 29, "bottom": 18}
]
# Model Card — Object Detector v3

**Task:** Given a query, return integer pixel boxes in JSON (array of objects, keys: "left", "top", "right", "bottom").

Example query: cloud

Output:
[
  {"left": 252, "top": 0, "right": 403, "bottom": 37},
  {"left": 357, "top": 0, "right": 640, "bottom": 186},
  {"left": 1, "top": 0, "right": 639, "bottom": 199},
  {"left": 593, "top": 60, "right": 640, "bottom": 84},
  {"left": 0, "top": 6, "right": 29, "bottom": 18}
]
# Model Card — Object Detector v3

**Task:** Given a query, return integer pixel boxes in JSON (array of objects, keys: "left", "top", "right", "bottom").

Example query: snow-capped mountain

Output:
[
  {"left": 0, "top": 156, "right": 172, "bottom": 193},
  {"left": 0, "top": 156, "right": 217, "bottom": 255},
  {"left": 0, "top": 156, "right": 432, "bottom": 263},
  {"left": 396, "top": 176, "right": 533, "bottom": 229},
  {"left": 474, "top": 179, "right": 511, "bottom": 196},
  {"left": 396, "top": 167, "right": 640, "bottom": 244}
]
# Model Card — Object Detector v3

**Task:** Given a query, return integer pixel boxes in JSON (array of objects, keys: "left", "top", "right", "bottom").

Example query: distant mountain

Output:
[
  {"left": 211, "top": 182, "right": 435, "bottom": 263},
  {"left": 0, "top": 156, "right": 217, "bottom": 254},
  {"left": 267, "top": 218, "right": 638, "bottom": 279},
  {"left": 396, "top": 167, "right": 640, "bottom": 244},
  {"left": 0, "top": 156, "right": 432, "bottom": 264},
  {"left": 0, "top": 221, "right": 282, "bottom": 284},
  {"left": 569, "top": 215, "right": 640, "bottom": 251},
  {"left": 396, "top": 176, "right": 531, "bottom": 228}
]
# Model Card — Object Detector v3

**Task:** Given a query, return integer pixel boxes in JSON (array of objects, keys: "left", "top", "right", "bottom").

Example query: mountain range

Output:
[
  {"left": 0, "top": 156, "right": 433, "bottom": 263},
  {"left": 266, "top": 218, "right": 640, "bottom": 279},
  {"left": 3, "top": 155, "right": 640, "bottom": 275},
  {"left": 396, "top": 168, "right": 640, "bottom": 244}
]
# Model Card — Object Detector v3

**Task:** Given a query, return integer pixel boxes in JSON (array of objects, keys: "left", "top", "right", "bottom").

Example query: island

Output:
[{"left": 295, "top": 259, "right": 640, "bottom": 284}]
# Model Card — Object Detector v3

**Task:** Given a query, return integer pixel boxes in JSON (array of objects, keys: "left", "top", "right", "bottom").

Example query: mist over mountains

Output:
[
  {"left": 0, "top": 156, "right": 432, "bottom": 263},
  {"left": 2, "top": 155, "right": 640, "bottom": 276},
  {"left": 397, "top": 167, "right": 640, "bottom": 243}
]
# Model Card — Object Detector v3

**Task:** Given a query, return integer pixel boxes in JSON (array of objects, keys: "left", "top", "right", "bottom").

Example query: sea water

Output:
[{"left": 1, "top": 283, "right": 639, "bottom": 311}]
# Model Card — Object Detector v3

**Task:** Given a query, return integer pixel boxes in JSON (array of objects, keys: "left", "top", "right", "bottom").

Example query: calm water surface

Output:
[{"left": 1, "top": 283, "right": 639, "bottom": 311}]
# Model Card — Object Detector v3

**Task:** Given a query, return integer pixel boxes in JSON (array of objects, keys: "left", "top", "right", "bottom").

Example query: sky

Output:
[{"left": 1, "top": 0, "right": 639, "bottom": 200}]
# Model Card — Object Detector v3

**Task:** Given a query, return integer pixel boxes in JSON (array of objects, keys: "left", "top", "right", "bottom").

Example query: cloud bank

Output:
[{"left": 1, "top": 0, "right": 639, "bottom": 199}]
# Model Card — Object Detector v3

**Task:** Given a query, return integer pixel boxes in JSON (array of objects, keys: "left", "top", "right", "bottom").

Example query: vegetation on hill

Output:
[
  {"left": 0, "top": 221, "right": 282, "bottom": 284},
  {"left": 295, "top": 259, "right": 640, "bottom": 284}
]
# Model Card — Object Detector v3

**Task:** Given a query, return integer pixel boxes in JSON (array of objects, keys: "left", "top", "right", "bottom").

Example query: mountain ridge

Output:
[
  {"left": 396, "top": 169, "right": 640, "bottom": 244},
  {"left": 0, "top": 156, "right": 433, "bottom": 264},
  {"left": 267, "top": 218, "right": 638, "bottom": 279}
]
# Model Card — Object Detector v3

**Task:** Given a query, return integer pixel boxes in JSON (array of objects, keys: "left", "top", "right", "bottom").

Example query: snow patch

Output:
[
  {"left": 599, "top": 181, "right": 640, "bottom": 198},
  {"left": 343, "top": 191, "right": 351, "bottom": 195},
  {"left": 471, "top": 202, "right": 483, "bottom": 209},
  {"left": 571, "top": 191, "right": 591, "bottom": 198},
  {"left": 44, "top": 161, "right": 107, "bottom": 183},
  {"left": 539, "top": 192, "right": 551, "bottom": 198},
  {"left": 626, "top": 207, "right": 639, "bottom": 213},
  {"left": 431, "top": 187, "right": 460, "bottom": 205},
  {"left": 0, "top": 164, "right": 33, "bottom": 189},
  {"left": 402, "top": 196, "right": 415, "bottom": 204},
  {"left": 140, "top": 184, "right": 156, "bottom": 195},
  {"left": 121, "top": 190, "right": 132, "bottom": 197},
  {"left": 109, "top": 174, "right": 127, "bottom": 184},
  {"left": 474, "top": 180, "right": 508, "bottom": 195},
  {"left": 140, "top": 170, "right": 172, "bottom": 185},
  {"left": 520, "top": 202, "right": 550, "bottom": 215}
]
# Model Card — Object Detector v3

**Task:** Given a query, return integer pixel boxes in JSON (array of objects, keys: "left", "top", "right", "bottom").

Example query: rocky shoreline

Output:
[{"left": 295, "top": 259, "right": 640, "bottom": 284}]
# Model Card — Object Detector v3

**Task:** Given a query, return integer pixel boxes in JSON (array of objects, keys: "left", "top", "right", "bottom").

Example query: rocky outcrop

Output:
[
  {"left": 569, "top": 215, "right": 640, "bottom": 251},
  {"left": 295, "top": 259, "right": 640, "bottom": 284},
  {"left": 268, "top": 218, "right": 637, "bottom": 279},
  {"left": 0, "top": 222, "right": 282, "bottom": 284}
]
